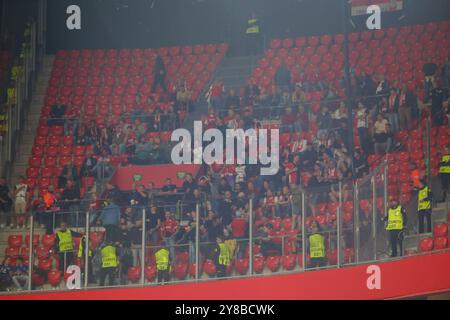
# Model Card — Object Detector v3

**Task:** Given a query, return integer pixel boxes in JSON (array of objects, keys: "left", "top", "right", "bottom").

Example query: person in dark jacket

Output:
[{"left": 152, "top": 55, "right": 167, "bottom": 93}]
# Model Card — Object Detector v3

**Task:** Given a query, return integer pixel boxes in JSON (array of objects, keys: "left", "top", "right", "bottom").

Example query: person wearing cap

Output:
[
  {"left": 417, "top": 179, "right": 432, "bottom": 234},
  {"left": 384, "top": 199, "right": 407, "bottom": 257}
]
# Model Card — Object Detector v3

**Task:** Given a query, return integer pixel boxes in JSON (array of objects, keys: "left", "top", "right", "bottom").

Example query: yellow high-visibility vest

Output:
[
  {"left": 246, "top": 19, "right": 260, "bottom": 34},
  {"left": 439, "top": 155, "right": 450, "bottom": 174},
  {"left": 77, "top": 236, "right": 92, "bottom": 258},
  {"left": 218, "top": 243, "right": 230, "bottom": 266},
  {"left": 57, "top": 230, "right": 73, "bottom": 253},
  {"left": 7, "top": 88, "right": 16, "bottom": 105},
  {"left": 386, "top": 206, "right": 403, "bottom": 230},
  {"left": 155, "top": 248, "right": 170, "bottom": 271},
  {"left": 418, "top": 186, "right": 431, "bottom": 211},
  {"left": 101, "top": 245, "right": 118, "bottom": 268},
  {"left": 309, "top": 234, "right": 325, "bottom": 258}
]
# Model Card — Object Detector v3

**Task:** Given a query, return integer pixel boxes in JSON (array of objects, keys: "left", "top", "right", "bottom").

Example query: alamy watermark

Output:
[{"left": 170, "top": 121, "right": 279, "bottom": 176}]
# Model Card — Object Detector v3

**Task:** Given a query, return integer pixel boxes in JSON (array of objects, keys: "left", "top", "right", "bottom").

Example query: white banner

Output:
[{"left": 351, "top": 0, "right": 403, "bottom": 16}]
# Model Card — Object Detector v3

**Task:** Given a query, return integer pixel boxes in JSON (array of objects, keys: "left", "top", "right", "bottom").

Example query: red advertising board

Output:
[{"left": 2, "top": 250, "right": 449, "bottom": 300}]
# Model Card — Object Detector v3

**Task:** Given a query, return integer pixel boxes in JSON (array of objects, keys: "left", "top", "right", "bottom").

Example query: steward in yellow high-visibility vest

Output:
[
  {"left": 99, "top": 242, "right": 118, "bottom": 286},
  {"left": 417, "top": 181, "right": 432, "bottom": 234},
  {"left": 439, "top": 148, "right": 449, "bottom": 201},
  {"left": 213, "top": 237, "right": 230, "bottom": 277},
  {"left": 55, "top": 222, "right": 82, "bottom": 273},
  {"left": 308, "top": 222, "right": 326, "bottom": 268},
  {"left": 155, "top": 247, "right": 171, "bottom": 283},
  {"left": 384, "top": 199, "right": 407, "bottom": 257},
  {"left": 246, "top": 12, "right": 262, "bottom": 56}
]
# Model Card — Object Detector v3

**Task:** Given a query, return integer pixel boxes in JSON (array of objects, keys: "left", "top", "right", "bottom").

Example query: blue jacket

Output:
[{"left": 100, "top": 203, "right": 121, "bottom": 226}]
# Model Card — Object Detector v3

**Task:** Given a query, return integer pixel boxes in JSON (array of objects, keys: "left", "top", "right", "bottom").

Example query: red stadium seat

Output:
[
  {"left": 204, "top": 260, "right": 216, "bottom": 277},
  {"left": 253, "top": 256, "right": 265, "bottom": 274},
  {"left": 235, "top": 258, "right": 249, "bottom": 275},
  {"left": 127, "top": 266, "right": 141, "bottom": 283},
  {"left": 38, "top": 258, "right": 52, "bottom": 271},
  {"left": 42, "top": 234, "right": 56, "bottom": 248},
  {"left": 266, "top": 256, "right": 281, "bottom": 272},
  {"left": 434, "top": 223, "right": 448, "bottom": 237},
  {"left": 344, "top": 248, "right": 354, "bottom": 264},
  {"left": 434, "top": 237, "right": 448, "bottom": 250},
  {"left": 281, "top": 254, "right": 296, "bottom": 270},
  {"left": 25, "top": 234, "right": 39, "bottom": 247},
  {"left": 48, "top": 270, "right": 62, "bottom": 287},
  {"left": 173, "top": 263, "right": 188, "bottom": 280},
  {"left": 188, "top": 263, "right": 203, "bottom": 278},
  {"left": 8, "top": 235, "right": 23, "bottom": 248},
  {"left": 419, "top": 238, "right": 434, "bottom": 252},
  {"left": 327, "top": 250, "right": 338, "bottom": 265},
  {"left": 32, "top": 272, "right": 45, "bottom": 287},
  {"left": 5, "top": 247, "right": 19, "bottom": 258},
  {"left": 144, "top": 265, "right": 156, "bottom": 282}
]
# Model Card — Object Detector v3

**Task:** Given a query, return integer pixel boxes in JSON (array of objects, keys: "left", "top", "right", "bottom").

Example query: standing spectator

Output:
[
  {"left": 356, "top": 102, "right": 370, "bottom": 154},
  {"left": 281, "top": 107, "right": 300, "bottom": 134},
  {"left": 100, "top": 199, "right": 121, "bottom": 243},
  {"left": 152, "top": 55, "right": 167, "bottom": 93},
  {"left": 372, "top": 114, "right": 389, "bottom": 155},
  {"left": 423, "top": 57, "right": 437, "bottom": 100},
  {"left": 207, "top": 80, "right": 224, "bottom": 112},
  {"left": 374, "top": 74, "right": 389, "bottom": 96},
  {"left": 275, "top": 64, "right": 291, "bottom": 91},
  {"left": 245, "top": 12, "right": 262, "bottom": 56},
  {"left": 317, "top": 106, "right": 332, "bottom": 139},
  {"left": 92, "top": 149, "right": 113, "bottom": 181},
  {"left": 397, "top": 84, "right": 413, "bottom": 131},
  {"left": 224, "top": 89, "right": 240, "bottom": 111},
  {"left": 147, "top": 205, "right": 163, "bottom": 245},
  {"left": 160, "top": 211, "right": 179, "bottom": 263},
  {"left": 13, "top": 176, "right": 29, "bottom": 228},
  {"left": 0, "top": 257, "right": 13, "bottom": 291},
  {"left": 387, "top": 88, "right": 399, "bottom": 132},
  {"left": 130, "top": 184, "right": 149, "bottom": 208},
  {"left": 430, "top": 81, "right": 445, "bottom": 126},
  {"left": 0, "top": 178, "right": 12, "bottom": 228},
  {"left": 11, "top": 258, "right": 28, "bottom": 290},
  {"left": 182, "top": 173, "right": 197, "bottom": 195},
  {"left": 60, "top": 179, "right": 81, "bottom": 226},
  {"left": 442, "top": 56, "right": 450, "bottom": 89},
  {"left": 58, "top": 160, "right": 79, "bottom": 189},
  {"left": 79, "top": 151, "right": 98, "bottom": 179}
]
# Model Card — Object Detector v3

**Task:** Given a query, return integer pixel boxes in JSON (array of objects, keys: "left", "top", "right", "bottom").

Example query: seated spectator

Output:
[
  {"left": 0, "top": 257, "right": 13, "bottom": 291},
  {"left": 176, "top": 84, "right": 193, "bottom": 111},
  {"left": 129, "top": 136, "right": 153, "bottom": 165},
  {"left": 58, "top": 160, "right": 79, "bottom": 188},
  {"left": 374, "top": 74, "right": 389, "bottom": 96},
  {"left": 130, "top": 184, "right": 149, "bottom": 208},
  {"left": 242, "top": 80, "right": 260, "bottom": 106},
  {"left": 332, "top": 101, "right": 348, "bottom": 128},
  {"left": 47, "top": 100, "right": 66, "bottom": 127},
  {"left": 182, "top": 173, "right": 197, "bottom": 195},
  {"left": 11, "top": 257, "right": 28, "bottom": 291},
  {"left": 110, "top": 125, "right": 128, "bottom": 155}
]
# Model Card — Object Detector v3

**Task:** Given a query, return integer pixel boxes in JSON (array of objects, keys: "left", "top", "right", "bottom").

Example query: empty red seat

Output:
[
  {"left": 433, "top": 223, "right": 448, "bottom": 237},
  {"left": 127, "top": 266, "right": 141, "bottom": 283},
  {"left": 29, "top": 156, "right": 42, "bottom": 168},
  {"left": 8, "top": 235, "right": 23, "bottom": 247},
  {"left": 266, "top": 256, "right": 281, "bottom": 272},
  {"left": 5, "top": 246, "right": 20, "bottom": 258},
  {"left": 234, "top": 258, "right": 249, "bottom": 275},
  {"left": 41, "top": 234, "right": 56, "bottom": 248},
  {"left": 327, "top": 250, "right": 338, "bottom": 265},
  {"left": 253, "top": 256, "right": 265, "bottom": 274},
  {"left": 36, "top": 246, "right": 50, "bottom": 259},
  {"left": 51, "top": 126, "right": 64, "bottom": 136},
  {"left": 419, "top": 238, "right": 434, "bottom": 252},
  {"left": 344, "top": 248, "right": 354, "bottom": 264},
  {"left": 282, "top": 218, "right": 293, "bottom": 231},
  {"left": 204, "top": 260, "right": 216, "bottom": 277},
  {"left": 24, "top": 234, "right": 39, "bottom": 247},
  {"left": 173, "top": 263, "right": 188, "bottom": 280},
  {"left": 188, "top": 263, "right": 203, "bottom": 278},
  {"left": 32, "top": 272, "right": 45, "bottom": 286},
  {"left": 38, "top": 258, "right": 52, "bottom": 271},
  {"left": 48, "top": 270, "right": 62, "bottom": 287},
  {"left": 144, "top": 265, "right": 156, "bottom": 282},
  {"left": 281, "top": 254, "right": 296, "bottom": 270},
  {"left": 434, "top": 236, "right": 448, "bottom": 250}
]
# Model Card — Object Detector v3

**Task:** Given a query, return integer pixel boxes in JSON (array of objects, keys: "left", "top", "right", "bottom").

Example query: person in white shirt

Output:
[
  {"left": 356, "top": 102, "right": 369, "bottom": 154},
  {"left": 13, "top": 176, "right": 28, "bottom": 228}
]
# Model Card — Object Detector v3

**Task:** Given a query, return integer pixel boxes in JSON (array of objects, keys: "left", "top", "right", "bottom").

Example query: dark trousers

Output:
[
  {"left": 157, "top": 269, "right": 169, "bottom": 283},
  {"left": 389, "top": 229, "right": 403, "bottom": 257},
  {"left": 441, "top": 173, "right": 449, "bottom": 200},
  {"left": 58, "top": 252, "right": 74, "bottom": 272},
  {"left": 418, "top": 210, "right": 432, "bottom": 234},
  {"left": 99, "top": 267, "right": 116, "bottom": 286},
  {"left": 358, "top": 127, "right": 370, "bottom": 154},
  {"left": 152, "top": 75, "right": 167, "bottom": 93},
  {"left": 309, "top": 257, "right": 326, "bottom": 268},
  {"left": 216, "top": 264, "right": 226, "bottom": 278},
  {"left": 246, "top": 33, "right": 261, "bottom": 56}
]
